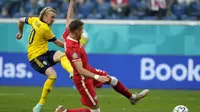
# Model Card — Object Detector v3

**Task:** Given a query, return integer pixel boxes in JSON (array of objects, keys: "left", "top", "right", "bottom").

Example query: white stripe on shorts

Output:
[{"left": 81, "top": 75, "right": 96, "bottom": 105}]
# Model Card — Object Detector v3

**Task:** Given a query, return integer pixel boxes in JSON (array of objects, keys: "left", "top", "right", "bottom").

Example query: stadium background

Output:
[{"left": 0, "top": 0, "right": 200, "bottom": 112}]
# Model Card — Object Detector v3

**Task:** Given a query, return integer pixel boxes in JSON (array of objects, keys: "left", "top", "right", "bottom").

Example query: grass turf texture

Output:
[{"left": 0, "top": 86, "right": 199, "bottom": 112}]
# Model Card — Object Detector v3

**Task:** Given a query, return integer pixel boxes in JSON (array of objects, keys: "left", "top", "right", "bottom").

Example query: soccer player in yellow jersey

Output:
[{"left": 16, "top": 7, "right": 73, "bottom": 112}]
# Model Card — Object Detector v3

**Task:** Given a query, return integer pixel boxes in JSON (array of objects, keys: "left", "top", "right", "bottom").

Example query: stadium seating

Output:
[{"left": 0, "top": 0, "right": 199, "bottom": 20}]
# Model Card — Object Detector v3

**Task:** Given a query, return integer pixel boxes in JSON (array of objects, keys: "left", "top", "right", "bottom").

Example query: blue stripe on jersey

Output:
[
  {"left": 48, "top": 37, "right": 57, "bottom": 42},
  {"left": 25, "top": 17, "right": 28, "bottom": 24}
]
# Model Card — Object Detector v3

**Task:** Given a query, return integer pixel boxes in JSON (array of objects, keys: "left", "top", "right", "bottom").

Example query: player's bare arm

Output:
[
  {"left": 53, "top": 39, "right": 64, "bottom": 48},
  {"left": 16, "top": 17, "right": 26, "bottom": 40},
  {"left": 66, "top": 0, "right": 75, "bottom": 27},
  {"left": 73, "top": 60, "right": 109, "bottom": 83}
]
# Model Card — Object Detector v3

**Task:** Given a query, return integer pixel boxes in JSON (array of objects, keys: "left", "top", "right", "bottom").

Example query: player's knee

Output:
[
  {"left": 109, "top": 76, "right": 118, "bottom": 86},
  {"left": 90, "top": 108, "right": 100, "bottom": 112},
  {"left": 45, "top": 67, "right": 57, "bottom": 77},
  {"left": 56, "top": 50, "right": 64, "bottom": 55},
  {"left": 54, "top": 51, "right": 65, "bottom": 62}
]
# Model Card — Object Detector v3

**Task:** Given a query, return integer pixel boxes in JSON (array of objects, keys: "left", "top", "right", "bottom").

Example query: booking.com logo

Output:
[{"left": 140, "top": 57, "right": 200, "bottom": 81}]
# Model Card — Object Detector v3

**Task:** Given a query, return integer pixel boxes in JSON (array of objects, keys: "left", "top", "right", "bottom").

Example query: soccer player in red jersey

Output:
[
  {"left": 56, "top": 19, "right": 149, "bottom": 112},
  {"left": 55, "top": 1, "right": 149, "bottom": 112},
  {"left": 62, "top": 0, "right": 88, "bottom": 79}
]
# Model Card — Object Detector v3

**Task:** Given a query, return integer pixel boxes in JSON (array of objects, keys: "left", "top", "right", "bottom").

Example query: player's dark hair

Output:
[{"left": 69, "top": 19, "right": 84, "bottom": 32}]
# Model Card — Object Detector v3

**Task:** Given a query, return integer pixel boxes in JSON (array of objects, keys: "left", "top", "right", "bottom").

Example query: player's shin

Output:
[
  {"left": 60, "top": 54, "right": 73, "bottom": 78},
  {"left": 39, "top": 75, "right": 56, "bottom": 105},
  {"left": 109, "top": 76, "right": 132, "bottom": 99}
]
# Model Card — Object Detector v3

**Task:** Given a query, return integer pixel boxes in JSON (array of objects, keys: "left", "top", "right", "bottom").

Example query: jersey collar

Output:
[{"left": 67, "top": 37, "right": 78, "bottom": 43}]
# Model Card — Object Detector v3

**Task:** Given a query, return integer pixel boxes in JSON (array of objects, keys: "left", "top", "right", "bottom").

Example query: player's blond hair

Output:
[{"left": 39, "top": 6, "right": 56, "bottom": 21}]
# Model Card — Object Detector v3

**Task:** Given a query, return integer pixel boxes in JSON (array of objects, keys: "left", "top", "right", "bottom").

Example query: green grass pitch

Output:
[{"left": 0, "top": 86, "right": 199, "bottom": 112}]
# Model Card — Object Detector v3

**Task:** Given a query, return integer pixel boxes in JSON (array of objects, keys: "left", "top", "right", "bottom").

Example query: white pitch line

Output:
[
  {"left": 0, "top": 93, "right": 24, "bottom": 96},
  {"left": 49, "top": 94, "right": 199, "bottom": 101},
  {"left": 0, "top": 110, "right": 13, "bottom": 112}
]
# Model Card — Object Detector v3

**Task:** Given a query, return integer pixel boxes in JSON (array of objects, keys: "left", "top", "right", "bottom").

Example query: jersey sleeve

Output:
[
  {"left": 43, "top": 28, "right": 57, "bottom": 42},
  {"left": 62, "top": 27, "right": 70, "bottom": 41},
  {"left": 25, "top": 17, "right": 38, "bottom": 25},
  {"left": 68, "top": 48, "right": 82, "bottom": 62}
]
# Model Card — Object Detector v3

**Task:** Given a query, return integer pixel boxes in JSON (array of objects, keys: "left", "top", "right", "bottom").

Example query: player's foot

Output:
[
  {"left": 69, "top": 72, "right": 73, "bottom": 79},
  {"left": 55, "top": 105, "right": 66, "bottom": 112},
  {"left": 33, "top": 103, "right": 43, "bottom": 112},
  {"left": 130, "top": 89, "right": 149, "bottom": 105}
]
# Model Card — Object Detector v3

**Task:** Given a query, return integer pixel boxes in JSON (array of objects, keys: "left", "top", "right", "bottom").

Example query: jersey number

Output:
[{"left": 29, "top": 28, "right": 36, "bottom": 44}]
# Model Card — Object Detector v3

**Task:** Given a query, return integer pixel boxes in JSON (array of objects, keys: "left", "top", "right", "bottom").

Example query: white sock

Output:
[
  {"left": 109, "top": 76, "right": 118, "bottom": 86},
  {"left": 130, "top": 94, "right": 136, "bottom": 100}
]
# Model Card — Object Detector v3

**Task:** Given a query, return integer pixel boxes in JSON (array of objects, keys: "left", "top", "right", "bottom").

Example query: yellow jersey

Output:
[{"left": 25, "top": 17, "right": 56, "bottom": 61}]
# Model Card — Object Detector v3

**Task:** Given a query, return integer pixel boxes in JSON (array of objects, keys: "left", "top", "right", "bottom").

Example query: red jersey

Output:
[
  {"left": 65, "top": 37, "right": 99, "bottom": 107},
  {"left": 63, "top": 27, "right": 107, "bottom": 78},
  {"left": 65, "top": 37, "right": 91, "bottom": 79},
  {"left": 65, "top": 37, "right": 107, "bottom": 107},
  {"left": 62, "top": 27, "right": 70, "bottom": 41}
]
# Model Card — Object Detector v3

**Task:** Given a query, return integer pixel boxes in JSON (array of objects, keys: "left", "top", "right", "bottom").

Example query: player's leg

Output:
[
  {"left": 55, "top": 79, "right": 101, "bottom": 112},
  {"left": 90, "top": 68, "right": 149, "bottom": 104},
  {"left": 55, "top": 106, "right": 90, "bottom": 112},
  {"left": 107, "top": 76, "right": 149, "bottom": 105},
  {"left": 41, "top": 67, "right": 57, "bottom": 104},
  {"left": 33, "top": 67, "right": 57, "bottom": 112},
  {"left": 32, "top": 51, "right": 58, "bottom": 112},
  {"left": 55, "top": 105, "right": 100, "bottom": 112},
  {"left": 91, "top": 68, "right": 133, "bottom": 98},
  {"left": 53, "top": 50, "right": 73, "bottom": 78}
]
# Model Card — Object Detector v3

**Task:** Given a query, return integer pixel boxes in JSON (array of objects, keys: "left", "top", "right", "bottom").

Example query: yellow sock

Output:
[
  {"left": 60, "top": 54, "right": 73, "bottom": 74},
  {"left": 39, "top": 76, "right": 56, "bottom": 105}
]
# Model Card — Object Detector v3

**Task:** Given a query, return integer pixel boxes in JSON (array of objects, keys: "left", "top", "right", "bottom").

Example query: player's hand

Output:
[
  {"left": 96, "top": 76, "right": 110, "bottom": 83},
  {"left": 16, "top": 32, "right": 22, "bottom": 40},
  {"left": 91, "top": 68, "right": 107, "bottom": 76}
]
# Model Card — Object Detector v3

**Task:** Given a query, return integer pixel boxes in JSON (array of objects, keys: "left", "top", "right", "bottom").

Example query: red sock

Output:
[
  {"left": 66, "top": 108, "right": 90, "bottom": 112},
  {"left": 113, "top": 81, "right": 132, "bottom": 99}
]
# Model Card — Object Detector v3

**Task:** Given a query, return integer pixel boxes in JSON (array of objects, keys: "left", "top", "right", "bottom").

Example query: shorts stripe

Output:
[
  {"left": 34, "top": 58, "right": 44, "bottom": 68},
  {"left": 81, "top": 76, "right": 96, "bottom": 105}
]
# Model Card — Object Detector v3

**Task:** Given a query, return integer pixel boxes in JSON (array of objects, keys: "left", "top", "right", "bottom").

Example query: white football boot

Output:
[
  {"left": 130, "top": 89, "right": 149, "bottom": 105},
  {"left": 33, "top": 103, "right": 43, "bottom": 112},
  {"left": 55, "top": 105, "right": 66, "bottom": 112}
]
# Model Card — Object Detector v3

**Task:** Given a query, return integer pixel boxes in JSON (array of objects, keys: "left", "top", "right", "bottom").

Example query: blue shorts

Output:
[{"left": 29, "top": 50, "right": 57, "bottom": 74}]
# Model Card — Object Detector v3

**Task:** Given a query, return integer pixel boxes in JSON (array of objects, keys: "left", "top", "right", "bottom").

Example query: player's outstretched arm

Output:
[
  {"left": 66, "top": 0, "right": 75, "bottom": 28},
  {"left": 53, "top": 39, "right": 64, "bottom": 48},
  {"left": 73, "top": 60, "right": 109, "bottom": 83},
  {"left": 16, "top": 17, "right": 26, "bottom": 40}
]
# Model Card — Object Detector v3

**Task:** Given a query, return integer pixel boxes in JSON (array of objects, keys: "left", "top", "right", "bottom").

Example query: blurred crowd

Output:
[{"left": 0, "top": 0, "right": 200, "bottom": 20}]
